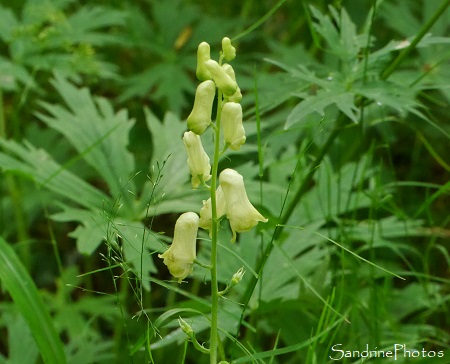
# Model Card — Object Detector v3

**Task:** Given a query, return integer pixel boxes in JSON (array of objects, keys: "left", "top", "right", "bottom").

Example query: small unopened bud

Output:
[
  {"left": 222, "top": 64, "right": 242, "bottom": 102},
  {"left": 196, "top": 42, "right": 212, "bottom": 81},
  {"left": 205, "top": 59, "right": 237, "bottom": 98},
  {"left": 187, "top": 80, "right": 215, "bottom": 135},
  {"left": 231, "top": 267, "right": 245, "bottom": 286},
  {"left": 178, "top": 317, "right": 194, "bottom": 335},
  {"left": 221, "top": 37, "right": 236, "bottom": 61},
  {"left": 221, "top": 102, "right": 246, "bottom": 151}
]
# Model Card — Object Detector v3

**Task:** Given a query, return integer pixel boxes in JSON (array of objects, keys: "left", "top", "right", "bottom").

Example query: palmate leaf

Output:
[
  {"left": 310, "top": 5, "right": 366, "bottom": 63},
  {"left": 1, "top": 312, "right": 39, "bottom": 364},
  {"left": 119, "top": 62, "right": 194, "bottom": 113},
  {"left": 1, "top": 1, "right": 124, "bottom": 82},
  {"left": 36, "top": 75, "right": 137, "bottom": 217},
  {"left": 0, "top": 139, "right": 108, "bottom": 210},
  {"left": 118, "top": 0, "right": 239, "bottom": 112},
  {"left": 0, "top": 56, "right": 36, "bottom": 91},
  {"left": 286, "top": 89, "right": 359, "bottom": 129},
  {"left": 52, "top": 204, "right": 160, "bottom": 286}
]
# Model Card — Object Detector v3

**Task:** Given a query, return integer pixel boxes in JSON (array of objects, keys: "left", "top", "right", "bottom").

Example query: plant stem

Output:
[
  {"left": 209, "top": 89, "right": 224, "bottom": 364},
  {"left": 0, "top": 88, "right": 30, "bottom": 267},
  {"left": 236, "top": 124, "right": 342, "bottom": 337}
]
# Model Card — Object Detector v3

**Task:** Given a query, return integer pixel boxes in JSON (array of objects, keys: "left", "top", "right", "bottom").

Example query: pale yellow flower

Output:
[
  {"left": 158, "top": 212, "right": 199, "bottom": 282},
  {"left": 221, "top": 102, "right": 246, "bottom": 151},
  {"left": 187, "top": 80, "right": 215, "bottom": 135},
  {"left": 204, "top": 59, "right": 237, "bottom": 98},
  {"left": 222, "top": 64, "right": 242, "bottom": 102},
  {"left": 221, "top": 37, "right": 236, "bottom": 61},
  {"left": 183, "top": 131, "right": 211, "bottom": 188},
  {"left": 219, "top": 169, "right": 268, "bottom": 242},
  {"left": 198, "top": 185, "right": 227, "bottom": 234},
  {"left": 196, "top": 41, "right": 212, "bottom": 81}
]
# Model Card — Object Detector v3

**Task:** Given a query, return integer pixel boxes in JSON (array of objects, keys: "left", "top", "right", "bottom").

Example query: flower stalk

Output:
[{"left": 159, "top": 38, "right": 267, "bottom": 363}]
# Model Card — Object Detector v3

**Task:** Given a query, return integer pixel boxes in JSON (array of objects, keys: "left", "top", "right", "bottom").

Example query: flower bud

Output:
[
  {"left": 199, "top": 185, "right": 227, "bottom": 234},
  {"left": 183, "top": 131, "right": 211, "bottom": 188},
  {"left": 187, "top": 80, "right": 215, "bottom": 135},
  {"left": 219, "top": 169, "right": 268, "bottom": 242},
  {"left": 221, "top": 37, "right": 236, "bottom": 61},
  {"left": 231, "top": 267, "right": 245, "bottom": 286},
  {"left": 205, "top": 59, "right": 237, "bottom": 98},
  {"left": 196, "top": 42, "right": 212, "bottom": 81},
  {"left": 221, "top": 102, "right": 246, "bottom": 151},
  {"left": 158, "top": 212, "right": 199, "bottom": 282},
  {"left": 178, "top": 317, "right": 194, "bottom": 335},
  {"left": 222, "top": 64, "right": 242, "bottom": 102}
]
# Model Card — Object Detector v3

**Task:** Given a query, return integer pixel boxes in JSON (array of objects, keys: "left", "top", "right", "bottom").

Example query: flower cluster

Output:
[{"left": 159, "top": 37, "right": 267, "bottom": 282}]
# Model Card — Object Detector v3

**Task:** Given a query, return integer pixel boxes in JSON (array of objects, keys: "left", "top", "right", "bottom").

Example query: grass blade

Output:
[{"left": 0, "top": 236, "right": 66, "bottom": 364}]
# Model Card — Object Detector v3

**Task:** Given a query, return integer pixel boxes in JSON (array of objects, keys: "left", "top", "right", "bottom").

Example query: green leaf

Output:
[
  {"left": 0, "top": 56, "right": 36, "bottom": 92},
  {"left": 141, "top": 110, "right": 201, "bottom": 215},
  {"left": 37, "top": 75, "right": 136, "bottom": 216},
  {"left": 286, "top": 90, "right": 358, "bottom": 129},
  {"left": 2, "top": 312, "right": 39, "bottom": 364},
  {"left": 310, "top": 5, "right": 365, "bottom": 63},
  {"left": 0, "top": 139, "right": 109, "bottom": 210},
  {"left": 0, "top": 236, "right": 66, "bottom": 364}
]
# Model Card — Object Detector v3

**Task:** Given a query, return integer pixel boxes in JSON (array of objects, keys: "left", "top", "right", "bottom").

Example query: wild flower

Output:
[{"left": 158, "top": 212, "right": 199, "bottom": 282}]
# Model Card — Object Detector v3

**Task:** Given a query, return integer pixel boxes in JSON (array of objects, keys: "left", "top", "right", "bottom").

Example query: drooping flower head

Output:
[
  {"left": 219, "top": 169, "right": 268, "bottom": 242},
  {"left": 158, "top": 212, "right": 199, "bottom": 282}
]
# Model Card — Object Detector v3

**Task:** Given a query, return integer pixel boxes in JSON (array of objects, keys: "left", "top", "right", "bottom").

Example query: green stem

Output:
[
  {"left": 209, "top": 88, "right": 224, "bottom": 364},
  {"left": 0, "top": 87, "right": 29, "bottom": 266},
  {"left": 237, "top": 125, "right": 342, "bottom": 337},
  {"left": 380, "top": 0, "right": 450, "bottom": 80}
]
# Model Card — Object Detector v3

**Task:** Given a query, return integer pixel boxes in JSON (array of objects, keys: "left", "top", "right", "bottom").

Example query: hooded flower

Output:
[
  {"left": 158, "top": 212, "right": 199, "bottom": 282},
  {"left": 183, "top": 131, "right": 211, "bottom": 188},
  {"left": 196, "top": 41, "right": 212, "bottom": 81},
  {"left": 221, "top": 37, "right": 236, "bottom": 61},
  {"left": 219, "top": 169, "right": 268, "bottom": 242},
  {"left": 199, "top": 185, "right": 227, "bottom": 234},
  {"left": 221, "top": 102, "right": 246, "bottom": 151},
  {"left": 222, "top": 64, "right": 242, "bottom": 102},
  {"left": 187, "top": 80, "right": 216, "bottom": 135},
  {"left": 204, "top": 59, "right": 237, "bottom": 98}
]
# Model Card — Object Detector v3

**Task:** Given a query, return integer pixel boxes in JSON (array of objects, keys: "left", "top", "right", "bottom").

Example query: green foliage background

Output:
[{"left": 0, "top": 0, "right": 449, "bottom": 363}]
